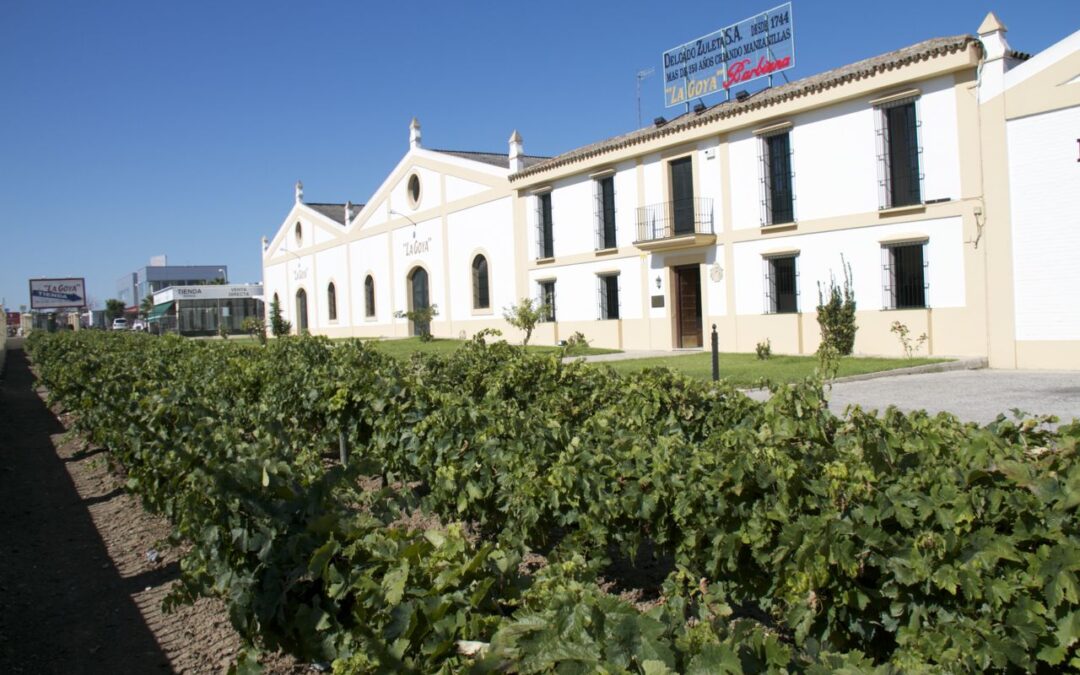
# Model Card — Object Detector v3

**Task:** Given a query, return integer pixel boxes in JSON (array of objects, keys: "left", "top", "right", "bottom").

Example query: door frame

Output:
[
  {"left": 406, "top": 264, "right": 431, "bottom": 337},
  {"left": 673, "top": 264, "right": 703, "bottom": 349}
]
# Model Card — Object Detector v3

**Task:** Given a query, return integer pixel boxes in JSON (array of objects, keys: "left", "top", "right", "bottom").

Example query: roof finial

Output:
[
  {"left": 978, "top": 12, "right": 1010, "bottom": 61},
  {"left": 344, "top": 200, "right": 353, "bottom": 225},
  {"left": 409, "top": 117, "right": 422, "bottom": 150},
  {"left": 508, "top": 130, "right": 524, "bottom": 173},
  {"left": 295, "top": 180, "right": 304, "bottom": 204}
]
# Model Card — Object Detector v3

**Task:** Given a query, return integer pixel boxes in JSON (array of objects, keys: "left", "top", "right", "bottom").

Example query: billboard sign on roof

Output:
[
  {"left": 662, "top": 2, "right": 795, "bottom": 108},
  {"left": 29, "top": 278, "right": 87, "bottom": 310}
]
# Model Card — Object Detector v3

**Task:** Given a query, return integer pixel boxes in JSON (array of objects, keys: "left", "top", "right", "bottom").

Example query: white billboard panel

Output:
[{"left": 29, "top": 278, "right": 87, "bottom": 310}]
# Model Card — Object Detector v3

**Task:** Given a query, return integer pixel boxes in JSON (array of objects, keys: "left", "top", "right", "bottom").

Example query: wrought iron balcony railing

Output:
[{"left": 635, "top": 198, "right": 714, "bottom": 243}]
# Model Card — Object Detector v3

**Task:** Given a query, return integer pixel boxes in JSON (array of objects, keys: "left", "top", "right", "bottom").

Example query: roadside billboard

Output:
[
  {"left": 663, "top": 2, "right": 795, "bottom": 108},
  {"left": 29, "top": 277, "right": 87, "bottom": 310}
]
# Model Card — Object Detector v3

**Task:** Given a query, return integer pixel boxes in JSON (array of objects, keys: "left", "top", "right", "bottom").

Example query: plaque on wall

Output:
[{"left": 651, "top": 295, "right": 665, "bottom": 308}]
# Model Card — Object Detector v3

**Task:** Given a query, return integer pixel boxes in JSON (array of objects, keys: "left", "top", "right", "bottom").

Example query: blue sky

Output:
[{"left": 1, "top": 1, "right": 1077, "bottom": 310}]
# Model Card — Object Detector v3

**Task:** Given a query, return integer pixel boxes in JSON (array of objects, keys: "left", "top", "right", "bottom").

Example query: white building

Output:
[{"left": 262, "top": 13, "right": 1080, "bottom": 369}]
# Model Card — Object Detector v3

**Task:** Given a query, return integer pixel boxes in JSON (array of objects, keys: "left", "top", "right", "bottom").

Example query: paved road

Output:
[{"left": 817, "top": 369, "right": 1080, "bottom": 426}]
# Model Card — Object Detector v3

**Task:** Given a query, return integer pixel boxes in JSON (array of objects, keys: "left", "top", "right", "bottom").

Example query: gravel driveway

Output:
[{"left": 819, "top": 369, "right": 1080, "bottom": 426}]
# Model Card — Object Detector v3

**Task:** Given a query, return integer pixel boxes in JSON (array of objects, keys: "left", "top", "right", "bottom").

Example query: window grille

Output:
[
  {"left": 597, "top": 274, "right": 620, "bottom": 320},
  {"left": 536, "top": 193, "right": 554, "bottom": 259},
  {"left": 881, "top": 242, "right": 928, "bottom": 309},
  {"left": 762, "top": 255, "right": 799, "bottom": 313},
  {"left": 758, "top": 131, "right": 795, "bottom": 226},
  {"left": 875, "top": 97, "right": 924, "bottom": 209},
  {"left": 594, "top": 176, "right": 617, "bottom": 250},
  {"left": 327, "top": 282, "right": 337, "bottom": 321},
  {"left": 539, "top": 280, "right": 556, "bottom": 322}
]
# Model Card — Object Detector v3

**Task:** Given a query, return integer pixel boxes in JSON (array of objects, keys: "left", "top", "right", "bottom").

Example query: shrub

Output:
[
  {"left": 563, "top": 331, "right": 590, "bottom": 355},
  {"left": 269, "top": 295, "right": 291, "bottom": 337},
  {"left": 502, "top": 298, "right": 551, "bottom": 346},
  {"left": 394, "top": 304, "right": 439, "bottom": 341},
  {"left": 891, "top": 320, "right": 928, "bottom": 358},
  {"left": 817, "top": 256, "right": 857, "bottom": 356},
  {"left": 242, "top": 317, "right": 267, "bottom": 345},
  {"left": 755, "top": 338, "right": 772, "bottom": 360}
]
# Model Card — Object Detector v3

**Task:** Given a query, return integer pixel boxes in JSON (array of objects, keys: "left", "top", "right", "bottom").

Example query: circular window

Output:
[
  {"left": 407, "top": 174, "right": 421, "bottom": 208},
  {"left": 294, "top": 222, "right": 303, "bottom": 245}
]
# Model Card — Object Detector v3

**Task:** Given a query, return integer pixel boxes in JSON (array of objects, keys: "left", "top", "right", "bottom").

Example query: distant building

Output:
[
  {"left": 116, "top": 256, "right": 229, "bottom": 310},
  {"left": 149, "top": 284, "right": 264, "bottom": 336}
]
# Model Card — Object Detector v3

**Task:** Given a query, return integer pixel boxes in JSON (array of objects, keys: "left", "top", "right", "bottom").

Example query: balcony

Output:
[{"left": 634, "top": 198, "right": 716, "bottom": 251}]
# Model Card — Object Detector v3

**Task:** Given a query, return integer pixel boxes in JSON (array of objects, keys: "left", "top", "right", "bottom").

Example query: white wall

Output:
[
  {"left": 389, "top": 165, "right": 442, "bottom": 215},
  {"left": 730, "top": 74, "right": 961, "bottom": 229},
  {"left": 732, "top": 217, "right": 965, "bottom": 315},
  {"left": 391, "top": 216, "right": 444, "bottom": 320},
  {"left": 1008, "top": 105, "right": 1080, "bottom": 340},
  {"left": 527, "top": 256, "right": 644, "bottom": 322},
  {"left": 348, "top": 232, "right": 392, "bottom": 325},
  {"left": 314, "top": 245, "right": 348, "bottom": 326},
  {"left": 446, "top": 197, "right": 516, "bottom": 318}
]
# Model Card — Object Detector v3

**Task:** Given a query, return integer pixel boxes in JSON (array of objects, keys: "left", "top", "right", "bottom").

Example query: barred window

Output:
[
  {"left": 364, "top": 275, "right": 375, "bottom": 317},
  {"left": 472, "top": 254, "right": 490, "bottom": 309},
  {"left": 875, "top": 98, "right": 923, "bottom": 209},
  {"left": 763, "top": 255, "right": 799, "bottom": 314},
  {"left": 759, "top": 131, "right": 795, "bottom": 226},
  {"left": 327, "top": 282, "right": 337, "bottom": 321},
  {"left": 594, "top": 175, "right": 617, "bottom": 250},
  {"left": 536, "top": 193, "right": 554, "bottom": 259},
  {"left": 882, "top": 242, "right": 928, "bottom": 309},
  {"left": 597, "top": 273, "right": 620, "bottom": 320},
  {"left": 539, "top": 280, "right": 556, "bottom": 322}
]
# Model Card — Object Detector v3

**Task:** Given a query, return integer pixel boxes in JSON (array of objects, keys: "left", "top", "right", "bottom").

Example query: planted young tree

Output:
[
  {"left": 816, "top": 257, "right": 857, "bottom": 357},
  {"left": 502, "top": 297, "right": 551, "bottom": 346},
  {"left": 269, "top": 295, "right": 291, "bottom": 338},
  {"left": 394, "top": 304, "right": 440, "bottom": 342}
]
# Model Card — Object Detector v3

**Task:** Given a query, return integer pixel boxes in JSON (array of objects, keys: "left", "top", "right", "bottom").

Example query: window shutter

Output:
[
  {"left": 875, "top": 109, "right": 891, "bottom": 209},
  {"left": 535, "top": 197, "right": 543, "bottom": 259},
  {"left": 759, "top": 136, "right": 772, "bottom": 227},
  {"left": 594, "top": 181, "right": 603, "bottom": 250},
  {"left": 881, "top": 246, "right": 894, "bottom": 309},
  {"left": 597, "top": 276, "right": 606, "bottom": 319},
  {"left": 763, "top": 258, "right": 774, "bottom": 313}
]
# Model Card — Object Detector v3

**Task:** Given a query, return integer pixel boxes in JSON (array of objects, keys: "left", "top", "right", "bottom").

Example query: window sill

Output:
[
  {"left": 536, "top": 257, "right": 555, "bottom": 265},
  {"left": 594, "top": 247, "right": 620, "bottom": 256},
  {"left": 760, "top": 222, "right": 797, "bottom": 234},
  {"left": 881, "top": 306, "right": 930, "bottom": 311},
  {"left": 364, "top": 315, "right": 378, "bottom": 322},
  {"left": 878, "top": 203, "right": 925, "bottom": 217},
  {"left": 471, "top": 307, "right": 494, "bottom": 316},
  {"left": 763, "top": 311, "right": 801, "bottom": 316}
]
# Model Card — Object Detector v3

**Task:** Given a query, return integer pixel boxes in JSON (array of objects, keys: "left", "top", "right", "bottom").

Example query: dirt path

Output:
[{"left": 0, "top": 343, "right": 302, "bottom": 674}]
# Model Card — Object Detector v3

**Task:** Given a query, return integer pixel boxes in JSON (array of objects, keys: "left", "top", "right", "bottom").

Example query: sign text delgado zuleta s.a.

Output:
[{"left": 662, "top": 2, "right": 795, "bottom": 108}]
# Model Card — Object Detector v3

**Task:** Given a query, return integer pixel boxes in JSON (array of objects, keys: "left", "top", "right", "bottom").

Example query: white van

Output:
[{"left": 112, "top": 318, "right": 128, "bottom": 331}]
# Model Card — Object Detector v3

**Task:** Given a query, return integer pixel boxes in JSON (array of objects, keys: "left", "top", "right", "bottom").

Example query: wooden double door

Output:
[{"left": 674, "top": 265, "right": 702, "bottom": 348}]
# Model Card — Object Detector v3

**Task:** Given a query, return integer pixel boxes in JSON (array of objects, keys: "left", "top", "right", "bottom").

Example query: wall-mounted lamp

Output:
[{"left": 655, "top": 275, "right": 662, "bottom": 290}]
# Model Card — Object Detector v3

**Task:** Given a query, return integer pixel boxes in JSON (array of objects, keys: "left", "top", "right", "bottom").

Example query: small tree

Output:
[
  {"left": 269, "top": 295, "right": 291, "bottom": 338},
  {"left": 242, "top": 317, "right": 267, "bottom": 345},
  {"left": 139, "top": 294, "right": 154, "bottom": 319},
  {"left": 502, "top": 298, "right": 551, "bottom": 346},
  {"left": 105, "top": 299, "right": 126, "bottom": 323},
  {"left": 394, "top": 304, "right": 440, "bottom": 342},
  {"left": 816, "top": 256, "right": 857, "bottom": 357}
]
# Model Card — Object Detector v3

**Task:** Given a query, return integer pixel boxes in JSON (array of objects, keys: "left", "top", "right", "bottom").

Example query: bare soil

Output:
[{"left": 0, "top": 344, "right": 304, "bottom": 674}]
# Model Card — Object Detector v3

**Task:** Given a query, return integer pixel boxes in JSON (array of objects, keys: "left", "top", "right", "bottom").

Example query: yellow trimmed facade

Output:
[{"left": 262, "top": 14, "right": 1080, "bottom": 369}]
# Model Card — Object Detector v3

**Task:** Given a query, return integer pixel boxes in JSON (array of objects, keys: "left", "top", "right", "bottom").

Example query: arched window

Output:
[
  {"left": 294, "top": 222, "right": 303, "bottom": 245},
  {"left": 327, "top": 282, "right": 337, "bottom": 321},
  {"left": 407, "top": 267, "right": 430, "bottom": 337},
  {"left": 295, "top": 289, "right": 308, "bottom": 333},
  {"left": 472, "top": 254, "right": 490, "bottom": 309},
  {"left": 364, "top": 275, "right": 375, "bottom": 317}
]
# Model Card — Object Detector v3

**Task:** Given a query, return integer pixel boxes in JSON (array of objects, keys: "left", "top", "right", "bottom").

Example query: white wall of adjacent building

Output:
[{"left": 1007, "top": 105, "right": 1080, "bottom": 341}]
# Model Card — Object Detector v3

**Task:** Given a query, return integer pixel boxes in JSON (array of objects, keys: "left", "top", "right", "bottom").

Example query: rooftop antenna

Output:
[{"left": 636, "top": 67, "right": 655, "bottom": 128}]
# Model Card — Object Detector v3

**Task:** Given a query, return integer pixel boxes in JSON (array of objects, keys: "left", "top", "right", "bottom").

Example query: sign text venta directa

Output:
[{"left": 663, "top": 3, "right": 795, "bottom": 108}]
